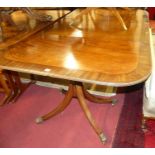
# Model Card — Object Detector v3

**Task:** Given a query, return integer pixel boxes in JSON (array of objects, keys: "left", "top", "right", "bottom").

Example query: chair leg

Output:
[
  {"left": 4, "top": 71, "right": 19, "bottom": 103},
  {"left": 5, "top": 71, "right": 34, "bottom": 103},
  {"left": 0, "top": 71, "right": 12, "bottom": 106},
  {"left": 11, "top": 72, "right": 28, "bottom": 102},
  {"left": 0, "top": 72, "right": 10, "bottom": 94}
]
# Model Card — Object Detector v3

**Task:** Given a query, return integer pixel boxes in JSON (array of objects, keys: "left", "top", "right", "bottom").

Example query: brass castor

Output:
[
  {"left": 112, "top": 99, "right": 117, "bottom": 106},
  {"left": 35, "top": 117, "right": 44, "bottom": 124},
  {"left": 99, "top": 133, "right": 107, "bottom": 144},
  {"left": 141, "top": 118, "right": 148, "bottom": 132}
]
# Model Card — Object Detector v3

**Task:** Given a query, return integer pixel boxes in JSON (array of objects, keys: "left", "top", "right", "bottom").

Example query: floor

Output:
[{"left": 0, "top": 84, "right": 124, "bottom": 148}]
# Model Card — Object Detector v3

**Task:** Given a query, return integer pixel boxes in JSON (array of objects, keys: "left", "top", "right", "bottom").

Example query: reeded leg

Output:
[
  {"left": 4, "top": 71, "right": 20, "bottom": 102},
  {"left": 0, "top": 85, "right": 13, "bottom": 106},
  {"left": 11, "top": 72, "right": 34, "bottom": 102},
  {"left": 0, "top": 88, "right": 15, "bottom": 106},
  {"left": 0, "top": 72, "right": 10, "bottom": 94},
  {"left": 4, "top": 71, "right": 34, "bottom": 103},
  {"left": 0, "top": 95, "right": 10, "bottom": 106},
  {"left": 82, "top": 85, "right": 117, "bottom": 105},
  {"left": 35, "top": 84, "right": 74, "bottom": 123},
  {"left": 0, "top": 70, "right": 36, "bottom": 105},
  {"left": 76, "top": 85, "right": 107, "bottom": 143}
]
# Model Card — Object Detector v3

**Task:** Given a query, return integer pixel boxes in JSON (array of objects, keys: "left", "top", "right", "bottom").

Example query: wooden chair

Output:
[
  {"left": 0, "top": 69, "right": 33, "bottom": 106},
  {"left": 69, "top": 7, "right": 133, "bottom": 31}
]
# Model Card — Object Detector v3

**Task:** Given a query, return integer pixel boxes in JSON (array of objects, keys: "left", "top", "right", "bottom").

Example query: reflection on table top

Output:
[
  {"left": 0, "top": 9, "right": 71, "bottom": 49},
  {"left": 0, "top": 8, "right": 152, "bottom": 86}
]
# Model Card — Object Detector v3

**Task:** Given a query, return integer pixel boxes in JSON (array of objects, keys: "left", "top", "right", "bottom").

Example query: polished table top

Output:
[
  {"left": 0, "top": 8, "right": 152, "bottom": 87},
  {"left": 0, "top": 9, "right": 71, "bottom": 49}
]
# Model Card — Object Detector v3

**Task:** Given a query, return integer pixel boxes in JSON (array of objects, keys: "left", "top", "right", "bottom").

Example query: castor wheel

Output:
[
  {"left": 35, "top": 117, "right": 44, "bottom": 124},
  {"left": 112, "top": 99, "right": 117, "bottom": 106},
  {"left": 99, "top": 133, "right": 107, "bottom": 144}
]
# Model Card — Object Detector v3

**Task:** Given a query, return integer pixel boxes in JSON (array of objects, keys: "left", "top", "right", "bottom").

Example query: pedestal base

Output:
[{"left": 36, "top": 81, "right": 117, "bottom": 143}]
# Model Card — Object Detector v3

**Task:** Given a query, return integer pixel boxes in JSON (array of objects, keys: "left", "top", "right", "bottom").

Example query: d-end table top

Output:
[{"left": 0, "top": 8, "right": 152, "bottom": 87}]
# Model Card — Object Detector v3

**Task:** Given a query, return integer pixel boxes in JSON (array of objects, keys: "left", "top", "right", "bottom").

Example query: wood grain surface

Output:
[
  {"left": 0, "top": 8, "right": 152, "bottom": 86},
  {"left": 0, "top": 9, "right": 71, "bottom": 49}
]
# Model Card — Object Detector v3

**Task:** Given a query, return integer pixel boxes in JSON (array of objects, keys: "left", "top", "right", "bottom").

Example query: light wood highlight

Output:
[
  {"left": 0, "top": 9, "right": 71, "bottom": 50},
  {"left": 0, "top": 8, "right": 152, "bottom": 143},
  {"left": 0, "top": 8, "right": 151, "bottom": 87}
]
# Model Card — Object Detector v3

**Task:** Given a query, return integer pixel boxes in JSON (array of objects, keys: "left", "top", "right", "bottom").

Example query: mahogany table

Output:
[{"left": 0, "top": 8, "right": 152, "bottom": 143}]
